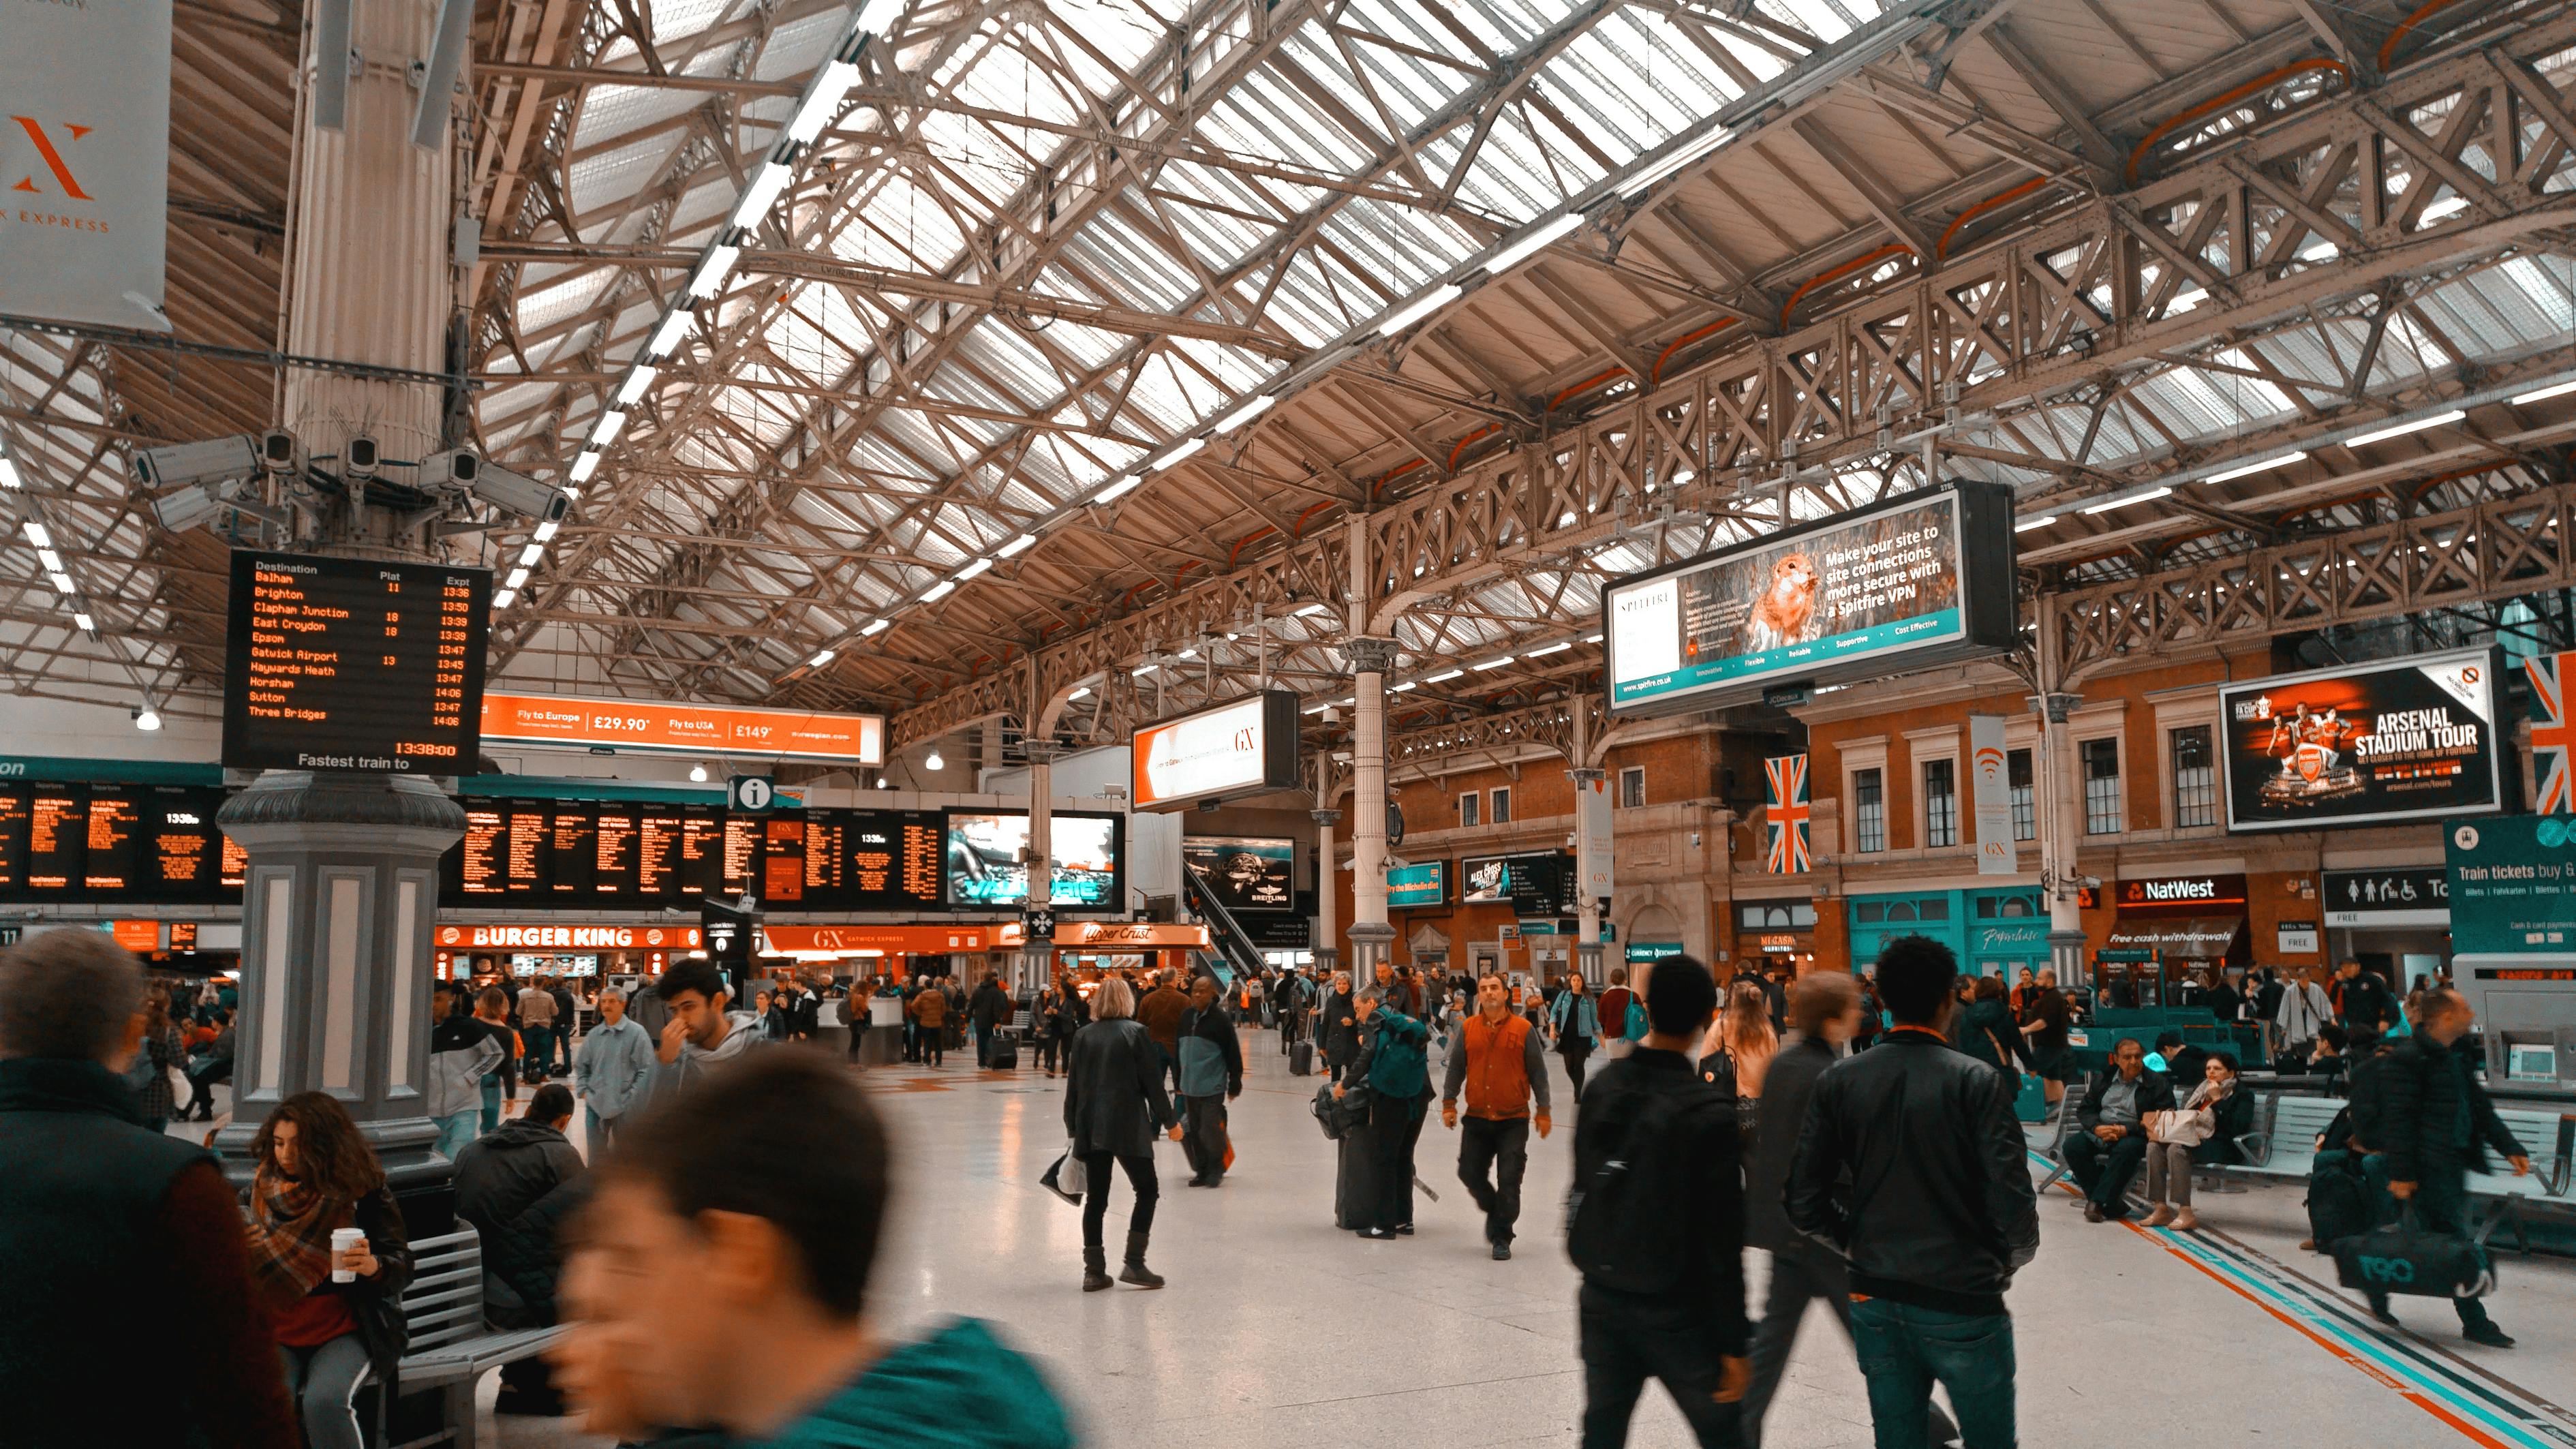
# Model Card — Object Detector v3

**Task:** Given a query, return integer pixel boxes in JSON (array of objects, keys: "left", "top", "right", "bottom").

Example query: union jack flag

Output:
[
  {"left": 1765, "top": 753, "right": 1812, "bottom": 874},
  {"left": 2530, "top": 652, "right": 2576, "bottom": 814}
]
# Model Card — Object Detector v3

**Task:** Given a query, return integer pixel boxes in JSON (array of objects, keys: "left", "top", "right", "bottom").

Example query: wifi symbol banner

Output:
[{"left": 1969, "top": 714, "right": 2018, "bottom": 876}]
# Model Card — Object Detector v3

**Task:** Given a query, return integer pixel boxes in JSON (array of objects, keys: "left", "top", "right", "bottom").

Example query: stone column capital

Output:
[
  {"left": 1341, "top": 637, "right": 1399, "bottom": 676},
  {"left": 1310, "top": 809, "right": 1343, "bottom": 827}
]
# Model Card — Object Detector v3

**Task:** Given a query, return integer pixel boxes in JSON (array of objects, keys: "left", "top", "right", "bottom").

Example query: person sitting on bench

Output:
[{"left": 2065, "top": 1038, "right": 2174, "bottom": 1223}]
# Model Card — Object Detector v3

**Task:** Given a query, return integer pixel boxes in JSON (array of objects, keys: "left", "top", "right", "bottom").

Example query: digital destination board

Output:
[
  {"left": 436, "top": 802, "right": 949, "bottom": 913},
  {"left": 0, "top": 782, "right": 238, "bottom": 904},
  {"left": 2218, "top": 647, "right": 2508, "bottom": 832},
  {"left": 222, "top": 550, "right": 492, "bottom": 774},
  {"left": 1604, "top": 481, "right": 2017, "bottom": 716}
]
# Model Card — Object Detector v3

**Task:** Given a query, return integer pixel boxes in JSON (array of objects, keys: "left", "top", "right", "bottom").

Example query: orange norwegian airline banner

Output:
[{"left": 480, "top": 692, "right": 885, "bottom": 765}]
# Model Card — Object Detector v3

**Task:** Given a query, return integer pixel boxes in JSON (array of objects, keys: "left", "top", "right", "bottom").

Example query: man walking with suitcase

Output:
[
  {"left": 2357, "top": 989, "right": 2530, "bottom": 1345},
  {"left": 1441, "top": 973, "right": 1550, "bottom": 1260},
  {"left": 1176, "top": 975, "right": 1244, "bottom": 1188}
]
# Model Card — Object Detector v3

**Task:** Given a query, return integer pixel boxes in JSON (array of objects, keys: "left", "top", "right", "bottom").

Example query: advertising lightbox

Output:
[
  {"left": 480, "top": 692, "right": 885, "bottom": 766},
  {"left": 1181, "top": 836, "right": 1295, "bottom": 913},
  {"left": 1387, "top": 859, "right": 1447, "bottom": 909},
  {"left": 2218, "top": 647, "right": 2509, "bottom": 832},
  {"left": 943, "top": 810, "right": 1124, "bottom": 909},
  {"left": 1131, "top": 690, "right": 1302, "bottom": 811},
  {"left": 1602, "top": 481, "right": 2017, "bottom": 716}
]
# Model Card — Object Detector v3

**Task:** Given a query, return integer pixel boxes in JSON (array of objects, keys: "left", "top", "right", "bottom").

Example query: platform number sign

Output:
[{"left": 729, "top": 776, "right": 777, "bottom": 812}]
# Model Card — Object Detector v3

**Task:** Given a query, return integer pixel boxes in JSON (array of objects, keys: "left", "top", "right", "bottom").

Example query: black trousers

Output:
[
  {"left": 2364, "top": 1170, "right": 2496, "bottom": 1330},
  {"left": 1077, "top": 1150, "right": 1159, "bottom": 1248},
  {"left": 1743, "top": 1251, "right": 1955, "bottom": 1449},
  {"left": 1457, "top": 1115, "right": 1530, "bottom": 1244},
  {"left": 919, "top": 1027, "right": 943, "bottom": 1065},
  {"left": 1182, "top": 1094, "right": 1229, "bottom": 1180},
  {"left": 2064, "top": 1129, "right": 2147, "bottom": 1210},
  {"left": 1368, "top": 1091, "right": 1428, "bottom": 1230},
  {"left": 1580, "top": 1284, "right": 1744, "bottom": 1448},
  {"left": 1560, "top": 1045, "right": 1591, "bottom": 1105}
]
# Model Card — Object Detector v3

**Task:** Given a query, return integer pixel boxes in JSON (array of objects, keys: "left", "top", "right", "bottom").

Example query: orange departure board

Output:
[{"left": 222, "top": 551, "right": 490, "bottom": 773}]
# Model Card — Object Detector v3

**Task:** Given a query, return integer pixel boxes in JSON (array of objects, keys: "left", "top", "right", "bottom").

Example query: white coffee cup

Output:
[{"left": 331, "top": 1226, "right": 365, "bottom": 1283}]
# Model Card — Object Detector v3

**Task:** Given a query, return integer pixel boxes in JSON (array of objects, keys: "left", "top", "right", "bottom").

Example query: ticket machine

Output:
[{"left": 2455, "top": 958, "right": 2576, "bottom": 1100}]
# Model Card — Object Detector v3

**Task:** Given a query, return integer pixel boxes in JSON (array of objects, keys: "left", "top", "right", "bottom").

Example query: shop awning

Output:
[{"left": 2102, "top": 918, "right": 2243, "bottom": 956}]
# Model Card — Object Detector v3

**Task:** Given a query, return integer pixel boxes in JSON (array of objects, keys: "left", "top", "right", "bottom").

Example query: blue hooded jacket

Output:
[{"left": 748, "top": 1317, "right": 1074, "bottom": 1449}]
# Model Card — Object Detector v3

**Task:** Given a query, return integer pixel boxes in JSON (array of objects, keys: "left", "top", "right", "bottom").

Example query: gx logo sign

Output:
[{"left": 11, "top": 117, "right": 94, "bottom": 200}]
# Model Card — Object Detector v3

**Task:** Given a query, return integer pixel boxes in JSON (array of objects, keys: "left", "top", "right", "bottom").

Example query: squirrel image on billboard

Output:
[{"left": 1742, "top": 552, "right": 1824, "bottom": 652}]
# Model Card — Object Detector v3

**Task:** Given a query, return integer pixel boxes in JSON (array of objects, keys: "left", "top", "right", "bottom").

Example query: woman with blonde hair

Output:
[
  {"left": 1701, "top": 979, "right": 1780, "bottom": 1104},
  {"left": 1063, "top": 973, "right": 1182, "bottom": 1291}
]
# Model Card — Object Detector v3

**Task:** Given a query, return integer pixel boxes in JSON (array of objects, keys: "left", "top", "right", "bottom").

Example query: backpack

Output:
[{"left": 1565, "top": 1086, "right": 1693, "bottom": 1294}]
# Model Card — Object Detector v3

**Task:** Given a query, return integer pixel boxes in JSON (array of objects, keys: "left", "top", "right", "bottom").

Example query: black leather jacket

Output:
[
  {"left": 1063, "top": 1018, "right": 1177, "bottom": 1157},
  {"left": 1786, "top": 1030, "right": 2038, "bottom": 1312}
]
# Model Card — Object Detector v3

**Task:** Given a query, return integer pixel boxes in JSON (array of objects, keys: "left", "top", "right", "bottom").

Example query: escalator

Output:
[{"left": 1182, "top": 859, "right": 1268, "bottom": 990}]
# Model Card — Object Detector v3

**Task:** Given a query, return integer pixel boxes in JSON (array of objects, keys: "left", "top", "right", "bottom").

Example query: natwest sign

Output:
[
  {"left": 2117, "top": 873, "right": 2248, "bottom": 912},
  {"left": 438, "top": 924, "right": 703, "bottom": 950}
]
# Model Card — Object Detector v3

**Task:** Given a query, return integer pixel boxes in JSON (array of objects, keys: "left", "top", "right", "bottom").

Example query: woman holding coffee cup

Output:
[{"left": 245, "top": 1092, "right": 414, "bottom": 1449}]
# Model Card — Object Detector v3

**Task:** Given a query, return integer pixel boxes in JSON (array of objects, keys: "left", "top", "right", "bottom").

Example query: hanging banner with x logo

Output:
[{"left": 1, "top": 0, "right": 171, "bottom": 331}]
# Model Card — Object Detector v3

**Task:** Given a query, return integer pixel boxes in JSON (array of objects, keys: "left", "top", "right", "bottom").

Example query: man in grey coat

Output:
[{"left": 572, "top": 988, "right": 655, "bottom": 1157}]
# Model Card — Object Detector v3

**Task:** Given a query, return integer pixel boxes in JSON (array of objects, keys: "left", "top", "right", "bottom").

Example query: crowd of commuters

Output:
[{"left": 0, "top": 919, "right": 2541, "bottom": 1449}]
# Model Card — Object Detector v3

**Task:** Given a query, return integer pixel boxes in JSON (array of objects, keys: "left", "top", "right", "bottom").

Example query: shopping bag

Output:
[
  {"left": 1040, "top": 1146, "right": 1085, "bottom": 1206},
  {"left": 2331, "top": 1206, "right": 2493, "bottom": 1300}
]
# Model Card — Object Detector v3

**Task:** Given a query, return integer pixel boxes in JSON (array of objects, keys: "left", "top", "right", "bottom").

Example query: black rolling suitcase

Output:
[
  {"left": 1289, "top": 1039, "right": 1314, "bottom": 1077},
  {"left": 987, "top": 1030, "right": 1019, "bottom": 1069},
  {"left": 1334, "top": 1125, "right": 1379, "bottom": 1230}
]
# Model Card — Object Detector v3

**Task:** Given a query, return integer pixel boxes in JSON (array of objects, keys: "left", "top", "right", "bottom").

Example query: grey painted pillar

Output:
[
  {"left": 213, "top": 772, "right": 467, "bottom": 1200},
  {"left": 1344, "top": 637, "right": 1396, "bottom": 977},
  {"left": 2038, "top": 689, "right": 2089, "bottom": 987},
  {"left": 1018, "top": 743, "right": 1058, "bottom": 997},
  {"left": 1310, "top": 806, "right": 1341, "bottom": 973}
]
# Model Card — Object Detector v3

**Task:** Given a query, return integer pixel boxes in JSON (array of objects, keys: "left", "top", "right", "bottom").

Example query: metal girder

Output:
[
  {"left": 2049, "top": 478, "right": 2576, "bottom": 684},
  {"left": 1386, "top": 695, "right": 1600, "bottom": 783},
  {"left": 887, "top": 18, "right": 2576, "bottom": 746}
]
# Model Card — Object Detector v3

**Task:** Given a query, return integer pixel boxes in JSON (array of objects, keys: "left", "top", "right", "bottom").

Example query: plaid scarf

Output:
[{"left": 245, "top": 1168, "right": 348, "bottom": 1311}]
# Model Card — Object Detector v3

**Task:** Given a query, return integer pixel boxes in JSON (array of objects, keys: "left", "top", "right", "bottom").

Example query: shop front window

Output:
[
  {"left": 2082, "top": 737, "right": 2123, "bottom": 835},
  {"left": 1854, "top": 768, "right": 1885, "bottom": 853},
  {"left": 1924, "top": 759, "right": 1957, "bottom": 848}
]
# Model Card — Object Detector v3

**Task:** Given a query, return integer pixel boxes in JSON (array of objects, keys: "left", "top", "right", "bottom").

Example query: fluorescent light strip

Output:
[
  {"left": 518, "top": 544, "right": 545, "bottom": 567},
  {"left": 1484, "top": 211, "right": 1584, "bottom": 274},
  {"left": 506, "top": 566, "right": 531, "bottom": 588},
  {"left": 1133, "top": 663, "right": 1157, "bottom": 677},
  {"left": 861, "top": 619, "right": 889, "bottom": 637},
  {"left": 953, "top": 557, "right": 992, "bottom": 582},
  {"left": 919, "top": 579, "right": 955, "bottom": 603},
  {"left": 648, "top": 311, "right": 691, "bottom": 359},
  {"left": 1622, "top": 128, "right": 1727, "bottom": 197},
  {"left": 731, "top": 162, "right": 793, "bottom": 227},
  {"left": 568, "top": 452, "right": 600, "bottom": 483},
  {"left": 1424, "top": 668, "right": 1464, "bottom": 682},
  {"left": 1212, "top": 394, "right": 1276, "bottom": 435},
  {"left": 0, "top": 457, "right": 19, "bottom": 489},
  {"left": 1470, "top": 655, "right": 1514, "bottom": 670},
  {"left": 2081, "top": 486, "right": 2173, "bottom": 515},
  {"left": 73, "top": 611, "right": 94, "bottom": 631},
  {"left": 2345, "top": 410, "right": 2464, "bottom": 448},
  {"left": 1154, "top": 436, "right": 1206, "bottom": 472},
  {"left": 1390, "top": 681, "right": 1418, "bottom": 692},
  {"left": 22, "top": 521, "right": 51, "bottom": 549},
  {"left": 785, "top": 59, "right": 859, "bottom": 144},
  {"left": 998, "top": 533, "right": 1037, "bottom": 557},
  {"left": 2513, "top": 379, "right": 2576, "bottom": 406},
  {"left": 1095, "top": 475, "right": 1140, "bottom": 503},
  {"left": 808, "top": 648, "right": 835, "bottom": 667},
  {"left": 2205, "top": 451, "right": 2307, "bottom": 484},
  {"left": 1294, "top": 602, "right": 1331, "bottom": 617},
  {"left": 49, "top": 572, "right": 74, "bottom": 593},
  {"left": 1526, "top": 640, "right": 1572, "bottom": 656},
  {"left": 1068, "top": 686, "right": 1090, "bottom": 701},
  {"left": 491, "top": 589, "right": 516, "bottom": 609},
  {"left": 592, "top": 410, "right": 628, "bottom": 447},
  {"left": 36, "top": 549, "right": 61, "bottom": 571},
  {"left": 615, "top": 366, "right": 658, "bottom": 406},
  {"left": 534, "top": 520, "right": 559, "bottom": 543},
  {"left": 688, "top": 243, "right": 741, "bottom": 300},
  {"left": 2013, "top": 515, "right": 2057, "bottom": 533},
  {"left": 1377, "top": 284, "right": 1462, "bottom": 338}
]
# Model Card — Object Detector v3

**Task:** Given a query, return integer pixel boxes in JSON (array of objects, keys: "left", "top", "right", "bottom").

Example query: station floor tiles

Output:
[{"left": 198, "top": 1041, "right": 2576, "bottom": 1449}]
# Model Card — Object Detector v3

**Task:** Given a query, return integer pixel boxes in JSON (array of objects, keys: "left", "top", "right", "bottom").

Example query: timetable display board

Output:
[
  {"left": 433, "top": 802, "right": 950, "bottom": 913},
  {"left": 222, "top": 551, "right": 491, "bottom": 773},
  {"left": 0, "top": 782, "right": 238, "bottom": 904}
]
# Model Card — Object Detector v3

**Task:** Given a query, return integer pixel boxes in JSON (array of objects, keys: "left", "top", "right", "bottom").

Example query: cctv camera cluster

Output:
[{"left": 130, "top": 429, "right": 569, "bottom": 545}]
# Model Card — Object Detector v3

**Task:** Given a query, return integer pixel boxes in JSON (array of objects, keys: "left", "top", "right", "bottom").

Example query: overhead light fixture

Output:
[
  {"left": 0, "top": 457, "right": 19, "bottom": 489},
  {"left": 1390, "top": 680, "right": 1419, "bottom": 692},
  {"left": 22, "top": 521, "right": 51, "bottom": 549},
  {"left": 2081, "top": 487, "right": 2172, "bottom": 515},
  {"left": 1425, "top": 667, "right": 1464, "bottom": 682},
  {"left": 860, "top": 619, "right": 889, "bottom": 636},
  {"left": 648, "top": 311, "right": 692, "bottom": 359},
  {"left": 1176, "top": 647, "right": 1197, "bottom": 659},
  {"left": 1471, "top": 656, "right": 1514, "bottom": 670},
  {"left": 36, "top": 548, "right": 61, "bottom": 571},
  {"left": 518, "top": 544, "right": 545, "bottom": 567},
  {"left": 1526, "top": 640, "right": 1572, "bottom": 656},
  {"left": 2205, "top": 451, "right": 2307, "bottom": 484},
  {"left": 731, "top": 162, "right": 793, "bottom": 226},
  {"left": 689, "top": 763, "right": 709, "bottom": 782},
  {"left": 534, "top": 519, "right": 560, "bottom": 543},
  {"left": 1621, "top": 127, "right": 1728, "bottom": 197},
  {"left": 1212, "top": 395, "right": 1276, "bottom": 435},
  {"left": 998, "top": 533, "right": 1037, "bottom": 557},
  {"left": 919, "top": 579, "right": 955, "bottom": 602},
  {"left": 492, "top": 588, "right": 517, "bottom": 608},
  {"left": 688, "top": 243, "right": 741, "bottom": 300},
  {"left": 1303, "top": 699, "right": 1330, "bottom": 714},
  {"left": 1095, "top": 474, "right": 1140, "bottom": 503},
  {"left": 1584, "top": 632, "right": 1603, "bottom": 643},
  {"left": 2513, "top": 379, "right": 2576, "bottom": 406},
  {"left": 923, "top": 749, "right": 945, "bottom": 772},
  {"left": 1133, "top": 662, "right": 1157, "bottom": 677},
  {"left": 506, "top": 566, "right": 532, "bottom": 588},
  {"left": 808, "top": 648, "right": 835, "bottom": 667},
  {"left": 874, "top": 776, "right": 891, "bottom": 789},
  {"left": 1068, "top": 686, "right": 1090, "bottom": 700},
  {"left": 953, "top": 557, "right": 992, "bottom": 582},
  {"left": 133, "top": 699, "right": 162, "bottom": 732},
  {"left": 73, "top": 611, "right": 94, "bottom": 632},
  {"left": 48, "top": 572, "right": 75, "bottom": 593},
  {"left": 1484, "top": 211, "right": 1584, "bottom": 274},
  {"left": 2346, "top": 410, "right": 2464, "bottom": 448},
  {"left": 1376, "top": 283, "right": 1461, "bottom": 338},
  {"left": 615, "top": 366, "right": 658, "bottom": 406},
  {"left": 2013, "top": 515, "right": 2057, "bottom": 533},
  {"left": 2419, "top": 195, "right": 2469, "bottom": 224},
  {"left": 1294, "top": 602, "right": 1330, "bottom": 617},
  {"left": 568, "top": 452, "right": 600, "bottom": 484},
  {"left": 1154, "top": 436, "right": 1207, "bottom": 472},
  {"left": 785, "top": 59, "right": 859, "bottom": 144},
  {"left": 592, "top": 410, "right": 628, "bottom": 447}
]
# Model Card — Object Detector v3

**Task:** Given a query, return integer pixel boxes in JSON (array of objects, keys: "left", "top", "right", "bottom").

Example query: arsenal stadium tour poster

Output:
[{"left": 2217, "top": 647, "right": 2510, "bottom": 832}]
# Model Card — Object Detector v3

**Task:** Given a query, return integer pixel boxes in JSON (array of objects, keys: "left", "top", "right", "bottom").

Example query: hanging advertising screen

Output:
[
  {"left": 1181, "top": 836, "right": 1295, "bottom": 913},
  {"left": 1130, "top": 691, "right": 1302, "bottom": 811},
  {"left": 2219, "top": 648, "right": 2508, "bottom": 832},
  {"left": 479, "top": 691, "right": 885, "bottom": 766},
  {"left": 1458, "top": 851, "right": 1575, "bottom": 917},
  {"left": 1603, "top": 481, "right": 2017, "bottom": 716},
  {"left": 942, "top": 810, "right": 1123, "bottom": 909},
  {"left": 1388, "top": 859, "right": 1446, "bottom": 908}
]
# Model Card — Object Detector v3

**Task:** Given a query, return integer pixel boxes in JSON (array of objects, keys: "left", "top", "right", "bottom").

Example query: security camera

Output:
[
  {"left": 425, "top": 448, "right": 481, "bottom": 488},
  {"left": 466, "top": 460, "right": 571, "bottom": 521},
  {"left": 151, "top": 483, "right": 226, "bottom": 532},
  {"left": 2081, "top": 874, "right": 2102, "bottom": 889},
  {"left": 128, "top": 434, "right": 260, "bottom": 491},
  {"left": 259, "top": 429, "right": 301, "bottom": 476},
  {"left": 344, "top": 435, "right": 382, "bottom": 480}
]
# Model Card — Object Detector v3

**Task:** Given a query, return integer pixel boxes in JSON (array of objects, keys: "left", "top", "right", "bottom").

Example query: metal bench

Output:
[
  {"left": 364, "top": 1227, "right": 564, "bottom": 1449},
  {"left": 2229, "top": 1095, "right": 2344, "bottom": 1183},
  {"left": 2462, "top": 1109, "right": 2576, "bottom": 1254}
]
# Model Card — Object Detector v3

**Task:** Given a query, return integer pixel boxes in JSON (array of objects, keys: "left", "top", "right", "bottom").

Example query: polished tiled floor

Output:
[{"left": 192, "top": 1035, "right": 2576, "bottom": 1447}]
